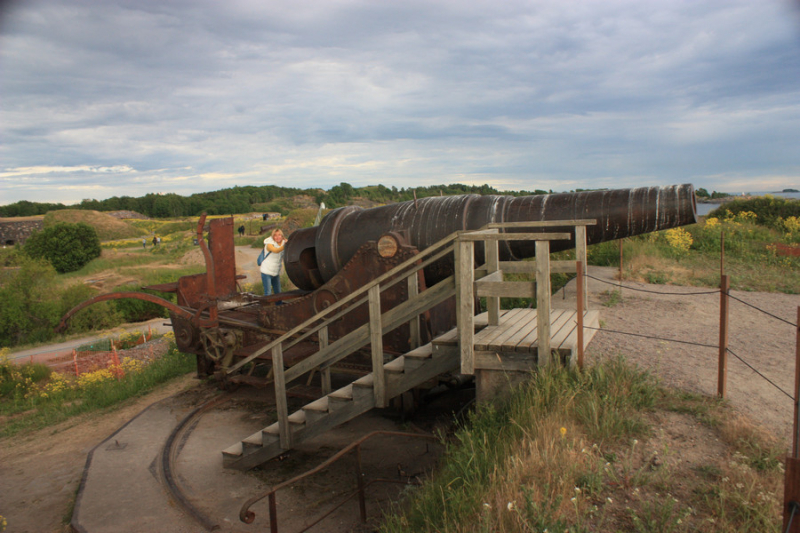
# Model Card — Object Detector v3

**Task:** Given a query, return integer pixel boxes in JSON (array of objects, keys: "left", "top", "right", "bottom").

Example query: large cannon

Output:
[{"left": 59, "top": 184, "right": 697, "bottom": 384}]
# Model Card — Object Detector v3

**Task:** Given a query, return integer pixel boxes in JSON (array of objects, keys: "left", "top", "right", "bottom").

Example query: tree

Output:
[{"left": 24, "top": 222, "right": 102, "bottom": 273}]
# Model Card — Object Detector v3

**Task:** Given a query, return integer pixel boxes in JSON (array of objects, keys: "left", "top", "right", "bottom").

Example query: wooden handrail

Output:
[{"left": 226, "top": 232, "right": 459, "bottom": 374}]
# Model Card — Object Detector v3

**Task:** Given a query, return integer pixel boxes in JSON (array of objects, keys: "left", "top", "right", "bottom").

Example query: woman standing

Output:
[{"left": 260, "top": 229, "right": 288, "bottom": 296}]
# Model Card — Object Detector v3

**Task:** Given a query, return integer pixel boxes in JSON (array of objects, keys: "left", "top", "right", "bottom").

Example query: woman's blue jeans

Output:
[{"left": 261, "top": 273, "right": 281, "bottom": 296}]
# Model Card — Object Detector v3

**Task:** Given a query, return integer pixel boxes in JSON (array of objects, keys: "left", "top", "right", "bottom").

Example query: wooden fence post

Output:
[
  {"left": 717, "top": 275, "right": 730, "bottom": 398},
  {"left": 794, "top": 307, "right": 800, "bottom": 457},
  {"left": 576, "top": 260, "right": 584, "bottom": 370},
  {"left": 783, "top": 307, "right": 800, "bottom": 533},
  {"left": 619, "top": 238, "right": 624, "bottom": 281}
]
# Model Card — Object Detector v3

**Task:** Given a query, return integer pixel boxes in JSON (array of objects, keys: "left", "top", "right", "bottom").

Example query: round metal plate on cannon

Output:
[
  {"left": 313, "top": 289, "right": 338, "bottom": 314},
  {"left": 377, "top": 234, "right": 400, "bottom": 258}
]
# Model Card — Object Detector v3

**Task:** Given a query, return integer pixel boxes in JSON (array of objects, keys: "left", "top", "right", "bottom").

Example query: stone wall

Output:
[{"left": 0, "top": 218, "right": 44, "bottom": 246}]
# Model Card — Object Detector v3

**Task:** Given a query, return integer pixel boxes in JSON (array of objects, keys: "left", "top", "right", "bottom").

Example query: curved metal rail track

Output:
[{"left": 160, "top": 392, "right": 232, "bottom": 532}]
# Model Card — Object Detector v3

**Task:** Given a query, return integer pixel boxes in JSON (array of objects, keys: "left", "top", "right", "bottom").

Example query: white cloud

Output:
[{"left": 1, "top": 0, "right": 799, "bottom": 206}]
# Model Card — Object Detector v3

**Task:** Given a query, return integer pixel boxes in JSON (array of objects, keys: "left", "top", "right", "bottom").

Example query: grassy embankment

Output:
[{"left": 381, "top": 359, "right": 784, "bottom": 532}]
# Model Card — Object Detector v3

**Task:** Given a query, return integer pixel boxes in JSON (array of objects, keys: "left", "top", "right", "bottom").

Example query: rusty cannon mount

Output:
[{"left": 58, "top": 185, "right": 697, "bottom": 388}]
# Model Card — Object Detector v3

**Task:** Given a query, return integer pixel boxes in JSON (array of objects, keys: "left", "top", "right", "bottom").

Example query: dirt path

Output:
[
  {"left": 578, "top": 267, "right": 798, "bottom": 445},
  {"left": 0, "top": 375, "right": 198, "bottom": 533}
]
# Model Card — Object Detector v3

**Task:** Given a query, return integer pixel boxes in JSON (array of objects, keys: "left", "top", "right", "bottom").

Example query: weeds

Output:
[
  {"left": 380, "top": 358, "right": 782, "bottom": 532},
  {"left": 0, "top": 341, "right": 193, "bottom": 437}
]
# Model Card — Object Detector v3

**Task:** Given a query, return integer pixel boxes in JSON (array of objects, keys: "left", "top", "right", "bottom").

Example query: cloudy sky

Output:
[{"left": 2, "top": 0, "right": 800, "bottom": 206}]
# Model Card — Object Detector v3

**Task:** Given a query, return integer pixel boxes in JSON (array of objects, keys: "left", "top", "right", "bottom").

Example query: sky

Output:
[{"left": 2, "top": 0, "right": 800, "bottom": 206}]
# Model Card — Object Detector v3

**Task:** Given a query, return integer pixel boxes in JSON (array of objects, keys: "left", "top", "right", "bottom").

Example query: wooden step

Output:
[
  {"left": 302, "top": 396, "right": 330, "bottom": 425},
  {"left": 402, "top": 344, "right": 434, "bottom": 373}
]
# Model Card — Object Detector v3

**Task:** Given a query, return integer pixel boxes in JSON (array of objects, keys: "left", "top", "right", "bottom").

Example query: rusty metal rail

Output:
[{"left": 239, "top": 430, "right": 440, "bottom": 532}]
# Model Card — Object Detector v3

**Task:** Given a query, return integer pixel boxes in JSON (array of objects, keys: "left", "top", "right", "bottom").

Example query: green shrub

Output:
[
  {"left": 59, "top": 284, "right": 124, "bottom": 334},
  {"left": 0, "top": 258, "right": 61, "bottom": 347},
  {"left": 711, "top": 196, "right": 800, "bottom": 230},
  {"left": 24, "top": 222, "right": 101, "bottom": 273}
]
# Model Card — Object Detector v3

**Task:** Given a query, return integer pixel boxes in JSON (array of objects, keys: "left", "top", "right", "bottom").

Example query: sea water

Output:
[{"left": 696, "top": 190, "right": 800, "bottom": 217}]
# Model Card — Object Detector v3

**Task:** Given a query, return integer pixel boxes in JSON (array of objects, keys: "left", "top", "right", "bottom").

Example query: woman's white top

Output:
[{"left": 260, "top": 237, "right": 284, "bottom": 276}]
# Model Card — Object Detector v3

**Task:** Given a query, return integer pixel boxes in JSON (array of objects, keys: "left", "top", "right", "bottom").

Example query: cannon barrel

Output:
[{"left": 285, "top": 184, "right": 697, "bottom": 291}]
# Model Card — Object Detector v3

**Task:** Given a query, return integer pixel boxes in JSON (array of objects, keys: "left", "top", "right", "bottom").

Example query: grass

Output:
[
  {"left": 380, "top": 358, "right": 783, "bottom": 532},
  {"left": 44, "top": 209, "right": 143, "bottom": 240},
  {"left": 0, "top": 341, "right": 195, "bottom": 438}
]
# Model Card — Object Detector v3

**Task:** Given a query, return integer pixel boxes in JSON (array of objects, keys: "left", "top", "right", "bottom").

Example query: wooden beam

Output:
[
  {"left": 575, "top": 225, "right": 588, "bottom": 310},
  {"left": 475, "top": 280, "right": 537, "bottom": 299},
  {"left": 272, "top": 344, "right": 291, "bottom": 449},
  {"left": 407, "top": 272, "right": 421, "bottom": 349},
  {"left": 319, "top": 326, "right": 331, "bottom": 395},
  {"left": 460, "top": 232, "right": 571, "bottom": 242},
  {"left": 536, "top": 240, "right": 551, "bottom": 365},
  {"left": 457, "top": 239, "right": 475, "bottom": 374},
  {"left": 368, "top": 285, "right": 386, "bottom": 408},
  {"left": 486, "top": 237, "right": 500, "bottom": 326},
  {"left": 486, "top": 219, "right": 597, "bottom": 228},
  {"left": 576, "top": 261, "right": 584, "bottom": 370}
]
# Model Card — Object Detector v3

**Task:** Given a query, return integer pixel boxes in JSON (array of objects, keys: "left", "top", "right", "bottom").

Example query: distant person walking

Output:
[
  {"left": 142, "top": 238, "right": 147, "bottom": 249},
  {"left": 260, "top": 229, "right": 288, "bottom": 296},
  {"left": 238, "top": 225, "right": 245, "bottom": 237},
  {"left": 152, "top": 236, "right": 158, "bottom": 247}
]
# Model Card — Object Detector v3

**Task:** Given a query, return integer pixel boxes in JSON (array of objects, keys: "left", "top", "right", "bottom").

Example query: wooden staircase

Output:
[
  {"left": 222, "top": 323, "right": 474, "bottom": 470},
  {"left": 221, "top": 220, "right": 600, "bottom": 471}
]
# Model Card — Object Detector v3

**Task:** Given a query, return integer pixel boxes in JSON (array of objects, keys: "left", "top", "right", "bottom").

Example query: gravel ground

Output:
[{"left": 575, "top": 266, "right": 798, "bottom": 445}]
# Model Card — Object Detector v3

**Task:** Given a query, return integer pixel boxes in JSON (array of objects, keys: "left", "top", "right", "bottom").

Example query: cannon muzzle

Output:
[{"left": 285, "top": 184, "right": 697, "bottom": 291}]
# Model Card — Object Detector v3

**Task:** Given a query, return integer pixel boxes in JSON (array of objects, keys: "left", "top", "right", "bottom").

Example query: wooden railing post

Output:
[
  {"left": 368, "top": 285, "right": 386, "bottom": 408},
  {"left": 576, "top": 260, "right": 584, "bottom": 370},
  {"left": 457, "top": 238, "right": 475, "bottom": 374},
  {"left": 786, "top": 307, "right": 800, "bottom": 532},
  {"left": 718, "top": 274, "right": 730, "bottom": 398},
  {"left": 407, "top": 273, "right": 421, "bottom": 349},
  {"left": 486, "top": 237, "right": 500, "bottom": 326},
  {"left": 535, "top": 240, "right": 551, "bottom": 365},
  {"left": 272, "top": 343, "right": 291, "bottom": 449},
  {"left": 794, "top": 307, "right": 800, "bottom": 458},
  {"left": 575, "top": 225, "right": 588, "bottom": 310},
  {"left": 319, "top": 326, "right": 331, "bottom": 395}
]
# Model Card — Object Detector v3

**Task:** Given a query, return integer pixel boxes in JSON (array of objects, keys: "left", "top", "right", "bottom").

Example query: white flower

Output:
[
  {"left": 507, "top": 501, "right": 516, "bottom": 511},
  {"left": 606, "top": 497, "right": 613, "bottom": 504},
  {"left": 574, "top": 487, "right": 581, "bottom": 495},
  {"left": 483, "top": 503, "right": 490, "bottom": 509}
]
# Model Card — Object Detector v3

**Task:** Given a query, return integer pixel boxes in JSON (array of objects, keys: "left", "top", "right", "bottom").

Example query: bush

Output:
[
  {"left": 24, "top": 222, "right": 102, "bottom": 273},
  {"left": 711, "top": 196, "right": 800, "bottom": 230},
  {"left": 59, "top": 284, "right": 124, "bottom": 334},
  {"left": 0, "top": 258, "right": 61, "bottom": 347}
]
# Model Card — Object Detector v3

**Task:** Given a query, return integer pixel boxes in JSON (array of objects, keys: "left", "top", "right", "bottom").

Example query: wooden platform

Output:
[{"left": 472, "top": 308, "right": 599, "bottom": 369}]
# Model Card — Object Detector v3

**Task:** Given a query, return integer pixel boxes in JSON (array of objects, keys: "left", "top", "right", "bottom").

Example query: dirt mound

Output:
[{"left": 45, "top": 209, "right": 143, "bottom": 241}]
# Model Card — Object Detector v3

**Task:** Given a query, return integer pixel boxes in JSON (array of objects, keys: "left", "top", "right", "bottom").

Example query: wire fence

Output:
[{"left": 582, "top": 272, "right": 798, "bottom": 403}]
